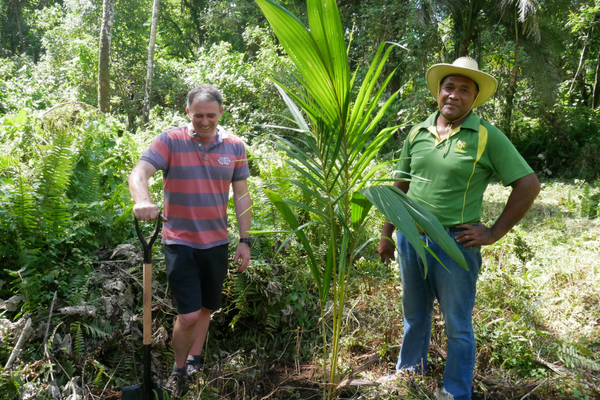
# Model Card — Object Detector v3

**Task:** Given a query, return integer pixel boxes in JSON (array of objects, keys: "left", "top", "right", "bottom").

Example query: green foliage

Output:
[
  {"left": 255, "top": 0, "right": 466, "bottom": 396},
  {"left": 580, "top": 182, "right": 600, "bottom": 218},
  {"left": 513, "top": 95, "right": 600, "bottom": 180},
  {"left": 217, "top": 255, "right": 320, "bottom": 358},
  {"left": 0, "top": 105, "right": 137, "bottom": 312},
  {"left": 557, "top": 344, "right": 600, "bottom": 372}
]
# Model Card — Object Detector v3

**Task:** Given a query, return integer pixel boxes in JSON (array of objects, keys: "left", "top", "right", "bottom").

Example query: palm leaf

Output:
[
  {"left": 263, "top": 188, "right": 322, "bottom": 292},
  {"left": 256, "top": 0, "right": 339, "bottom": 122},
  {"left": 359, "top": 186, "right": 468, "bottom": 273},
  {"left": 357, "top": 186, "right": 427, "bottom": 272}
]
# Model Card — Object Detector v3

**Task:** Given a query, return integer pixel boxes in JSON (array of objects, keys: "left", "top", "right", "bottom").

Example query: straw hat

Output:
[{"left": 426, "top": 57, "right": 498, "bottom": 109}]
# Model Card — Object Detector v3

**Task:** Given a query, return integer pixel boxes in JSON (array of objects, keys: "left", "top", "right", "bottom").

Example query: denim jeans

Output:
[{"left": 395, "top": 229, "right": 482, "bottom": 400}]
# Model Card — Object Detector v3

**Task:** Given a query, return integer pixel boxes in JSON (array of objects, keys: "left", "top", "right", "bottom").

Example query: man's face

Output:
[
  {"left": 186, "top": 99, "right": 223, "bottom": 137},
  {"left": 438, "top": 75, "right": 479, "bottom": 121}
]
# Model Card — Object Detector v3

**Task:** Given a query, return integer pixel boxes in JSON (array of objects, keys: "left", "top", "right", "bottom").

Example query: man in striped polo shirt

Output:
[
  {"left": 378, "top": 58, "right": 540, "bottom": 399},
  {"left": 129, "top": 84, "right": 252, "bottom": 397}
]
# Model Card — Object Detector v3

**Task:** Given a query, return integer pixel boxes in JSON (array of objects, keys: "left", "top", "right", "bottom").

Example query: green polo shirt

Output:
[{"left": 398, "top": 111, "right": 533, "bottom": 227}]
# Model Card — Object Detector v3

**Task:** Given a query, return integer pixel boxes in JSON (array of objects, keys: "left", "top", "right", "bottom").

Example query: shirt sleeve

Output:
[
  {"left": 397, "top": 128, "right": 415, "bottom": 178},
  {"left": 140, "top": 132, "right": 170, "bottom": 172},
  {"left": 231, "top": 144, "right": 250, "bottom": 182},
  {"left": 486, "top": 125, "right": 534, "bottom": 186}
]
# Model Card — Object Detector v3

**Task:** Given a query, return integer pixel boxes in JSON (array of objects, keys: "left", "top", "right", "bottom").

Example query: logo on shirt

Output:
[
  {"left": 455, "top": 140, "right": 467, "bottom": 153},
  {"left": 217, "top": 156, "right": 232, "bottom": 165}
]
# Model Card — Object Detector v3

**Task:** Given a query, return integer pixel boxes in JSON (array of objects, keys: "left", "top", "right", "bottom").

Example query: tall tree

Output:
[
  {"left": 98, "top": 0, "right": 115, "bottom": 113},
  {"left": 142, "top": 0, "right": 160, "bottom": 124},
  {"left": 435, "top": 0, "right": 486, "bottom": 58},
  {"left": 11, "top": 0, "right": 24, "bottom": 52},
  {"left": 498, "top": 0, "right": 542, "bottom": 137}
]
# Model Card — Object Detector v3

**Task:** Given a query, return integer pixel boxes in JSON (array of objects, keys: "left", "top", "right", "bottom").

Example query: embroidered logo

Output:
[
  {"left": 455, "top": 140, "right": 467, "bottom": 153},
  {"left": 217, "top": 156, "right": 232, "bottom": 165}
]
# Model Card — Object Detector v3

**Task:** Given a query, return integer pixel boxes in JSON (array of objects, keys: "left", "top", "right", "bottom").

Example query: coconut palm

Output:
[{"left": 255, "top": 0, "right": 467, "bottom": 397}]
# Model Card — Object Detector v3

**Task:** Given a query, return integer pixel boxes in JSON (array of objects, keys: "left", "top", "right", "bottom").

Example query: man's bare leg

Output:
[
  {"left": 189, "top": 307, "right": 211, "bottom": 357},
  {"left": 172, "top": 309, "right": 202, "bottom": 369}
]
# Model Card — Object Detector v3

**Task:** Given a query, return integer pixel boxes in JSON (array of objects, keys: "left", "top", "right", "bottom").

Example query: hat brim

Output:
[{"left": 426, "top": 64, "right": 498, "bottom": 109}]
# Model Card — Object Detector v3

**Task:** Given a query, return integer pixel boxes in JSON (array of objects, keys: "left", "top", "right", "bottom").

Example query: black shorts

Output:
[{"left": 164, "top": 244, "right": 229, "bottom": 314}]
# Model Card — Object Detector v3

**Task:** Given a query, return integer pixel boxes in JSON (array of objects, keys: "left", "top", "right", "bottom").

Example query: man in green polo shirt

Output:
[{"left": 378, "top": 57, "right": 540, "bottom": 400}]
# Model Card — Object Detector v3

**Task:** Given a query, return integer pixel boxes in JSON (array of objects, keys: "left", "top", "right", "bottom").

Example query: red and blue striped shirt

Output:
[{"left": 140, "top": 124, "right": 249, "bottom": 249}]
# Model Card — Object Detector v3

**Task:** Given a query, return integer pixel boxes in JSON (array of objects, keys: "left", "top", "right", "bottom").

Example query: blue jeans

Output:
[{"left": 395, "top": 229, "right": 482, "bottom": 400}]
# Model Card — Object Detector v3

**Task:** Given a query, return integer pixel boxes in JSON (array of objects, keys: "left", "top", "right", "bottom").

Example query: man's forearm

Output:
[
  {"left": 232, "top": 180, "right": 252, "bottom": 238},
  {"left": 128, "top": 161, "right": 156, "bottom": 204},
  {"left": 129, "top": 171, "right": 152, "bottom": 204},
  {"left": 490, "top": 173, "right": 540, "bottom": 241},
  {"left": 235, "top": 195, "right": 252, "bottom": 238}
]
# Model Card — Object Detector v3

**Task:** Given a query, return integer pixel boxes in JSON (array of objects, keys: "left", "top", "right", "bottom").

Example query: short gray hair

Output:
[{"left": 187, "top": 84, "right": 223, "bottom": 109}]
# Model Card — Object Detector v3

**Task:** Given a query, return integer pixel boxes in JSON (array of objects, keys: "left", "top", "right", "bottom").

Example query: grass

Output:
[{"left": 326, "top": 179, "right": 600, "bottom": 399}]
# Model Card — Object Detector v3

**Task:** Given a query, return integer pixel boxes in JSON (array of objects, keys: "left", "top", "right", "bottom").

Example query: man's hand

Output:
[
  {"left": 233, "top": 243, "right": 251, "bottom": 272},
  {"left": 132, "top": 201, "right": 168, "bottom": 222},
  {"left": 455, "top": 173, "right": 541, "bottom": 248},
  {"left": 378, "top": 236, "right": 396, "bottom": 264},
  {"left": 454, "top": 223, "right": 495, "bottom": 248}
]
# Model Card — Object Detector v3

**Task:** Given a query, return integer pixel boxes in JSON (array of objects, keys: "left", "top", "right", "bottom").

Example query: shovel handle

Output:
[{"left": 134, "top": 212, "right": 162, "bottom": 264}]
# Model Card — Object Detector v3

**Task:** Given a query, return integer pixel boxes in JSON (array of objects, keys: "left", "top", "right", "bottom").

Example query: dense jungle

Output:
[{"left": 0, "top": 0, "right": 599, "bottom": 399}]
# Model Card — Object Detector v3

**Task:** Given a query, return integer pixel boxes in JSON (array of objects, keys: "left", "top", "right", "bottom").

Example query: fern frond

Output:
[
  {"left": 0, "top": 154, "right": 19, "bottom": 170},
  {"left": 11, "top": 172, "right": 37, "bottom": 236},
  {"left": 68, "top": 273, "right": 92, "bottom": 306},
  {"left": 558, "top": 344, "right": 600, "bottom": 372},
  {"left": 81, "top": 320, "right": 113, "bottom": 339},
  {"left": 72, "top": 323, "right": 84, "bottom": 357},
  {"left": 48, "top": 321, "right": 64, "bottom": 352},
  {"left": 35, "top": 127, "right": 75, "bottom": 238}
]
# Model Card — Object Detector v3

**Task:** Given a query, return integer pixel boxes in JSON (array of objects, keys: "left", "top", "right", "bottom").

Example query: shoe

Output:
[
  {"left": 376, "top": 370, "right": 405, "bottom": 384},
  {"left": 435, "top": 388, "right": 455, "bottom": 400},
  {"left": 165, "top": 371, "right": 188, "bottom": 399},
  {"left": 186, "top": 354, "right": 204, "bottom": 376}
]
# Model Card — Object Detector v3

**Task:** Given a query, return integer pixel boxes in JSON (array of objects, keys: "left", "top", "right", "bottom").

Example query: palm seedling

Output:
[{"left": 255, "top": 0, "right": 467, "bottom": 397}]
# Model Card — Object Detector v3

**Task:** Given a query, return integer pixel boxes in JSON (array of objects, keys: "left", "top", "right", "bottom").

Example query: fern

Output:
[
  {"left": 61, "top": 355, "right": 77, "bottom": 379},
  {"left": 68, "top": 273, "right": 92, "bottom": 307},
  {"left": 47, "top": 321, "right": 64, "bottom": 352},
  {"left": 35, "top": 126, "right": 75, "bottom": 238},
  {"left": 89, "top": 359, "right": 110, "bottom": 387},
  {"left": 81, "top": 320, "right": 113, "bottom": 339},
  {"left": 12, "top": 172, "right": 36, "bottom": 237},
  {"left": 558, "top": 344, "right": 600, "bottom": 372},
  {"left": 71, "top": 323, "right": 85, "bottom": 358}
]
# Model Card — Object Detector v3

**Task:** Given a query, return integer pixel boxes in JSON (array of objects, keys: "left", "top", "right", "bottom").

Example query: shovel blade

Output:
[{"left": 122, "top": 383, "right": 171, "bottom": 400}]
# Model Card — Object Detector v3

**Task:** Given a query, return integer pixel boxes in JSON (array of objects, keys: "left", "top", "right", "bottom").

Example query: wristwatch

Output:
[{"left": 240, "top": 237, "right": 252, "bottom": 246}]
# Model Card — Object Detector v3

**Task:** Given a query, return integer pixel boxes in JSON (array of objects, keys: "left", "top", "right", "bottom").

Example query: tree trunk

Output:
[
  {"left": 98, "top": 0, "right": 115, "bottom": 114},
  {"left": 592, "top": 30, "right": 600, "bottom": 109},
  {"left": 12, "top": 0, "right": 24, "bottom": 52},
  {"left": 504, "top": 39, "right": 521, "bottom": 140},
  {"left": 142, "top": 0, "right": 161, "bottom": 125},
  {"left": 182, "top": 0, "right": 206, "bottom": 47},
  {"left": 457, "top": 0, "right": 481, "bottom": 58}
]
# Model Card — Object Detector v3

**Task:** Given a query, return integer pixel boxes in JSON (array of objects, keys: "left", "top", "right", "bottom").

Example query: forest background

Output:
[{"left": 0, "top": 0, "right": 599, "bottom": 399}]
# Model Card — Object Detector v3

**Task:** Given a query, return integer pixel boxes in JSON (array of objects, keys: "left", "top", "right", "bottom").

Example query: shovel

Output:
[{"left": 122, "top": 213, "right": 170, "bottom": 400}]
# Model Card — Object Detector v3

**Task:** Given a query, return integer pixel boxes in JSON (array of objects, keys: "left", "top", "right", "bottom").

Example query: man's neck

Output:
[{"left": 436, "top": 111, "right": 470, "bottom": 138}]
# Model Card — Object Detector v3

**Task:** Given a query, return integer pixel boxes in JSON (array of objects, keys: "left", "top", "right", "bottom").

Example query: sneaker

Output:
[
  {"left": 376, "top": 370, "right": 405, "bottom": 384},
  {"left": 165, "top": 371, "right": 188, "bottom": 399},
  {"left": 186, "top": 355, "right": 204, "bottom": 376},
  {"left": 435, "top": 388, "right": 455, "bottom": 400}
]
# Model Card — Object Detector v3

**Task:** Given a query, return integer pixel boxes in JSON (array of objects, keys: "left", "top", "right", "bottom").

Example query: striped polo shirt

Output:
[
  {"left": 140, "top": 124, "right": 249, "bottom": 249},
  {"left": 398, "top": 112, "right": 533, "bottom": 227}
]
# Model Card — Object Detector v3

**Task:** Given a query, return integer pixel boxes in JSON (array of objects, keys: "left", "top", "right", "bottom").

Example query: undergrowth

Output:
[{"left": 0, "top": 106, "right": 598, "bottom": 400}]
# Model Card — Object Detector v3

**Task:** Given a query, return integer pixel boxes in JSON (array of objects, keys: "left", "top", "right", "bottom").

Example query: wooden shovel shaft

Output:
[{"left": 143, "top": 263, "right": 152, "bottom": 345}]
